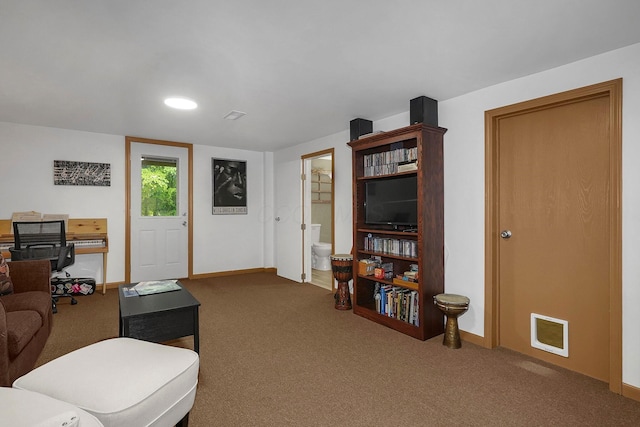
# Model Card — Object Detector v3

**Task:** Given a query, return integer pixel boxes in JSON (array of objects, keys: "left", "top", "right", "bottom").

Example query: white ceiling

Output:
[{"left": 2, "top": 1, "right": 640, "bottom": 152}]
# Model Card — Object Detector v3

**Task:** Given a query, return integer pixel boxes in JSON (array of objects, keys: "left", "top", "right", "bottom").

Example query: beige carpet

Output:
[{"left": 38, "top": 273, "right": 640, "bottom": 426}]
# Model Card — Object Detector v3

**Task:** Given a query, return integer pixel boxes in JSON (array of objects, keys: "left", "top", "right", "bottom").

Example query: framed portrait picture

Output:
[{"left": 212, "top": 158, "right": 247, "bottom": 214}]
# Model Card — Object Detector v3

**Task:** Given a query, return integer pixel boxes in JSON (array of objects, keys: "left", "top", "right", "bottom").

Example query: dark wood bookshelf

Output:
[{"left": 348, "top": 123, "right": 447, "bottom": 340}]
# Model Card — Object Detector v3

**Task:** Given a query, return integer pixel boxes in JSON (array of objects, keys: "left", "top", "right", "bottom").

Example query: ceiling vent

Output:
[{"left": 224, "top": 110, "right": 246, "bottom": 120}]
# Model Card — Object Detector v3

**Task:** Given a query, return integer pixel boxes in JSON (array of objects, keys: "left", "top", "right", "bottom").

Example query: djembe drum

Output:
[
  {"left": 330, "top": 254, "right": 353, "bottom": 310},
  {"left": 434, "top": 293, "right": 470, "bottom": 349}
]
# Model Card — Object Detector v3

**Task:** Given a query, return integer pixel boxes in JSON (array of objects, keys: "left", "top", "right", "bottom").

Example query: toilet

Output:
[{"left": 311, "top": 224, "right": 332, "bottom": 271}]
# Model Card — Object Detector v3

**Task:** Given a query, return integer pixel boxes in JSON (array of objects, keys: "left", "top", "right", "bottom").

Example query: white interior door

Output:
[
  {"left": 130, "top": 142, "right": 189, "bottom": 282},
  {"left": 275, "top": 158, "right": 302, "bottom": 282},
  {"left": 303, "top": 158, "right": 312, "bottom": 282}
]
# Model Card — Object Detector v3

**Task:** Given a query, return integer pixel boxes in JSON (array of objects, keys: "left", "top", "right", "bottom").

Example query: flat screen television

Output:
[{"left": 365, "top": 175, "right": 418, "bottom": 227}]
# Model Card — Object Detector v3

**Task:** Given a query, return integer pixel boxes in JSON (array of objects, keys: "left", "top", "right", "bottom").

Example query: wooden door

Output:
[
  {"left": 125, "top": 137, "right": 193, "bottom": 284},
  {"left": 486, "top": 80, "right": 622, "bottom": 386}
]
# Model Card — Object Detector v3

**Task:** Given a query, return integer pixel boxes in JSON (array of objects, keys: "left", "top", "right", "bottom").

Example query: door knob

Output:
[{"left": 500, "top": 230, "right": 512, "bottom": 239}]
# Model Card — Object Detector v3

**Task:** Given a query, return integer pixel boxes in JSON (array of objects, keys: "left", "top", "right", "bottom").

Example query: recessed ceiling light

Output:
[
  {"left": 224, "top": 110, "right": 246, "bottom": 120},
  {"left": 164, "top": 97, "right": 198, "bottom": 110}
]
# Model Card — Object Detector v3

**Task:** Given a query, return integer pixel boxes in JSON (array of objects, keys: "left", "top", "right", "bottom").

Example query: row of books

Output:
[
  {"left": 363, "top": 147, "right": 418, "bottom": 177},
  {"left": 364, "top": 236, "right": 418, "bottom": 258},
  {"left": 374, "top": 283, "right": 420, "bottom": 326}
]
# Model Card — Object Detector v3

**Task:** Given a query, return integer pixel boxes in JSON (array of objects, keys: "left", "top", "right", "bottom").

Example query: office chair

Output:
[{"left": 9, "top": 220, "right": 76, "bottom": 313}]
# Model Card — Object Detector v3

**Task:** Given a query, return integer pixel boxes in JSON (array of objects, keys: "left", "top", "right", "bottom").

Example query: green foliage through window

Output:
[{"left": 141, "top": 159, "right": 177, "bottom": 216}]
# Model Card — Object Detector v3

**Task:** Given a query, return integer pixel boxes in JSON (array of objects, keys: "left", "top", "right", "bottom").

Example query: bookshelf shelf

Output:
[
  {"left": 358, "top": 250, "right": 418, "bottom": 262},
  {"left": 311, "top": 169, "right": 332, "bottom": 204},
  {"left": 348, "top": 123, "right": 446, "bottom": 340},
  {"left": 355, "top": 274, "right": 419, "bottom": 291},
  {"left": 357, "top": 228, "right": 418, "bottom": 236},
  {"left": 355, "top": 170, "right": 417, "bottom": 181}
]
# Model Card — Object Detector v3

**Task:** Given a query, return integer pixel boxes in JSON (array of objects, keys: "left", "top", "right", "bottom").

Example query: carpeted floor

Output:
[{"left": 38, "top": 273, "right": 640, "bottom": 426}]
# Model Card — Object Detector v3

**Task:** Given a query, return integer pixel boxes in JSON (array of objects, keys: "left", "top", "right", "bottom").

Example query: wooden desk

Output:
[{"left": 0, "top": 218, "right": 109, "bottom": 294}]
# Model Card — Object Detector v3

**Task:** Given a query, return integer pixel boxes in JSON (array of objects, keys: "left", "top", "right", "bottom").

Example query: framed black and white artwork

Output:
[
  {"left": 212, "top": 158, "right": 247, "bottom": 214},
  {"left": 53, "top": 160, "right": 111, "bottom": 186}
]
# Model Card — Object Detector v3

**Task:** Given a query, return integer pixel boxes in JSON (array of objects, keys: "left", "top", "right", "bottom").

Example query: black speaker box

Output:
[
  {"left": 410, "top": 96, "right": 438, "bottom": 126},
  {"left": 350, "top": 118, "right": 373, "bottom": 141}
]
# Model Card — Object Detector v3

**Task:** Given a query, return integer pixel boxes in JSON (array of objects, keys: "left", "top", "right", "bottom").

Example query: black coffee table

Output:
[{"left": 118, "top": 281, "right": 201, "bottom": 353}]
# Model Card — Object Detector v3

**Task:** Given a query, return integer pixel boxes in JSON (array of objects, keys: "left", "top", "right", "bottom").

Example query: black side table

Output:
[{"left": 118, "top": 281, "right": 201, "bottom": 353}]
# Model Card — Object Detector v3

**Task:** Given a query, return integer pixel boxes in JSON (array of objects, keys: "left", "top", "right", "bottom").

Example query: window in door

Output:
[{"left": 140, "top": 157, "right": 178, "bottom": 217}]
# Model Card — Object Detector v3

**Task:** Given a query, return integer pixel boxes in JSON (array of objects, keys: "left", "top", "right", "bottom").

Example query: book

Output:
[
  {"left": 122, "top": 286, "right": 139, "bottom": 298},
  {"left": 397, "top": 161, "right": 418, "bottom": 172},
  {"left": 133, "top": 279, "right": 181, "bottom": 296},
  {"left": 409, "top": 291, "right": 417, "bottom": 325}
]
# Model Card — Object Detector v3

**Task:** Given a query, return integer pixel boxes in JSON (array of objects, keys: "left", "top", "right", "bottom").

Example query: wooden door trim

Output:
[
  {"left": 484, "top": 79, "right": 622, "bottom": 392},
  {"left": 302, "top": 148, "right": 335, "bottom": 287},
  {"left": 125, "top": 136, "right": 194, "bottom": 284}
]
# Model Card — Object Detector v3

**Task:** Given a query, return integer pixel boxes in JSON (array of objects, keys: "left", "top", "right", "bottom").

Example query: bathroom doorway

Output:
[{"left": 302, "top": 149, "right": 335, "bottom": 291}]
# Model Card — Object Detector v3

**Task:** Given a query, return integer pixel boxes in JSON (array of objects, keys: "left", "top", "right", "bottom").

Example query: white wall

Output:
[
  {"left": 441, "top": 42, "right": 640, "bottom": 389},
  {"left": 0, "top": 122, "right": 125, "bottom": 282},
  {"left": 192, "top": 145, "right": 269, "bottom": 274},
  {"left": 273, "top": 42, "right": 640, "bottom": 388},
  {"left": 0, "top": 122, "right": 274, "bottom": 282},
  {"left": 273, "top": 130, "right": 353, "bottom": 256}
]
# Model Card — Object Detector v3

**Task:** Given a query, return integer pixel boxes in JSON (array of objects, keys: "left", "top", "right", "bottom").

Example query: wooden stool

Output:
[{"left": 434, "top": 293, "right": 470, "bottom": 349}]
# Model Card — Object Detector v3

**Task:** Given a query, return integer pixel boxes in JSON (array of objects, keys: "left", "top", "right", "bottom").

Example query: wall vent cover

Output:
[{"left": 531, "top": 313, "right": 568, "bottom": 357}]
